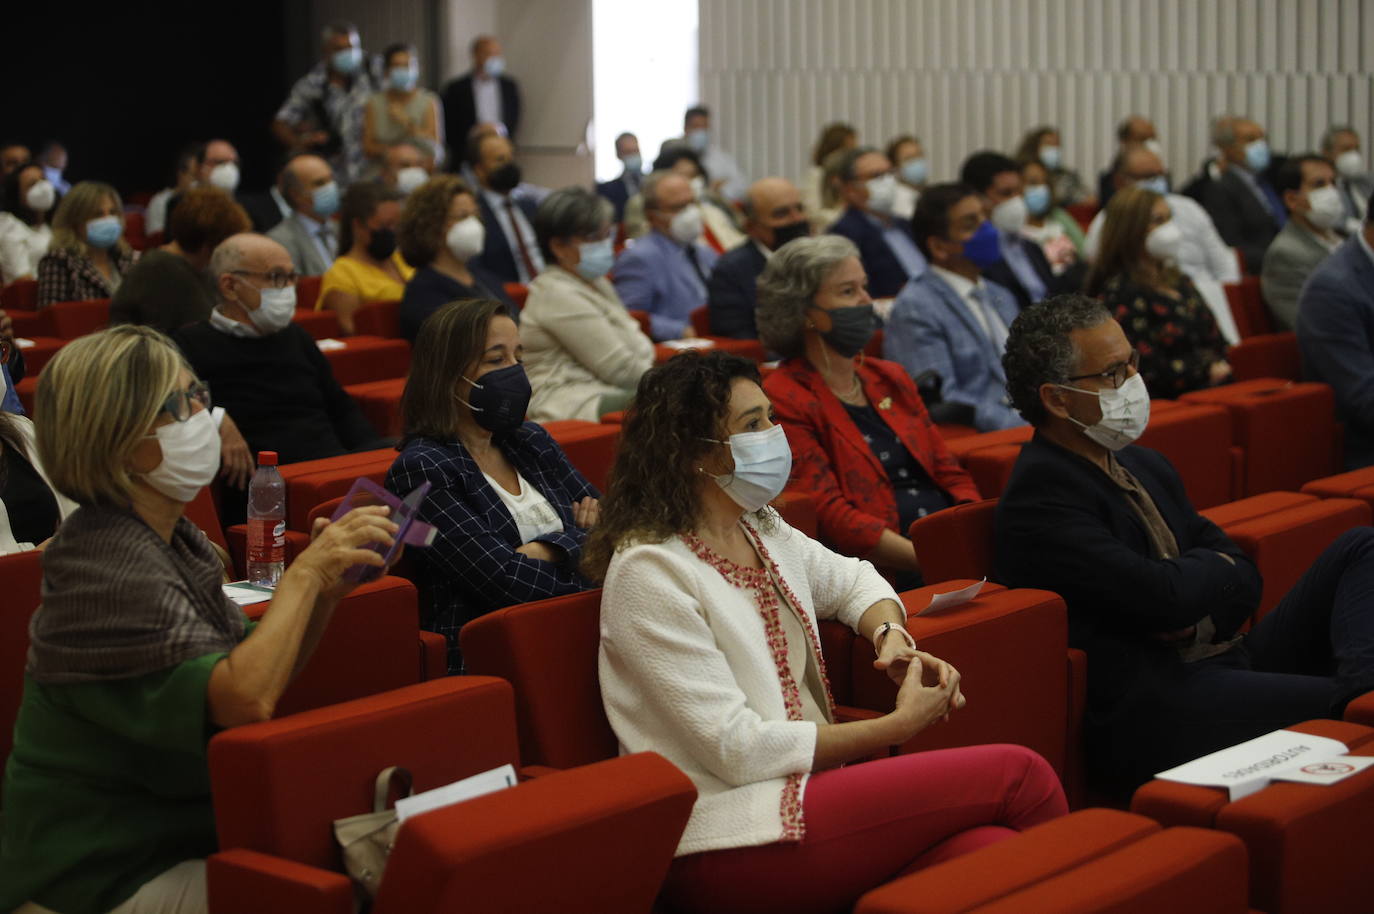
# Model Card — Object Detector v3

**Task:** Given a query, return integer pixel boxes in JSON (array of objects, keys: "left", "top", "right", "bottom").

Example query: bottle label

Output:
[{"left": 248, "top": 517, "right": 287, "bottom": 565}]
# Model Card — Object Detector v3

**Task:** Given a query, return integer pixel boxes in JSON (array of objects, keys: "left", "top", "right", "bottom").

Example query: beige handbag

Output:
[{"left": 333, "top": 766, "right": 413, "bottom": 899}]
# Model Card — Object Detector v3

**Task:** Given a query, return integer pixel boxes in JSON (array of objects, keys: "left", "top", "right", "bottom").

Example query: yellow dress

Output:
[{"left": 315, "top": 252, "right": 414, "bottom": 310}]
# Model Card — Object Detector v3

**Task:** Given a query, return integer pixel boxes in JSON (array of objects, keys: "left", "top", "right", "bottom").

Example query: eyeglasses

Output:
[
  {"left": 229, "top": 269, "right": 299, "bottom": 289},
  {"left": 162, "top": 381, "right": 212, "bottom": 422},
  {"left": 1066, "top": 350, "right": 1140, "bottom": 389}
]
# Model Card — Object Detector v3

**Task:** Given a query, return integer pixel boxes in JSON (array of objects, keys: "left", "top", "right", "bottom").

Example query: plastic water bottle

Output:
[{"left": 247, "top": 451, "right": 286, "bottom": 587}]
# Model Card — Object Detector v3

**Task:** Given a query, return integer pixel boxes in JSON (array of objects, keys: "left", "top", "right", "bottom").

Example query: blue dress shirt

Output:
[{"left": 612, "top": 229, "right": 719, "bottom": 340}]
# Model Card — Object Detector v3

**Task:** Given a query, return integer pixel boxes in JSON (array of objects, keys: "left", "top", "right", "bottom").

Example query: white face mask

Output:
[
  {"left": 703, "top": 424, "right": 792, "bottom": 513},
  {"left": 1143, "top": 139, "right": 1164, "bottom": 159},
  {"left": 446, "top": 216, "right": 486, "bottom": 261},
  {"left": 208, "top": 162, "right": 241, "bottom": 193},
  {"left": 991, "top": 194, "right": 1029, "bottom": 234},
  {"left": 688, "top": 175, "right": 706, "bottom": 200},
  {"left": 142, "top": 408, "right": 221, "bottom": 503},
  {"left": 25, "top": 179, "right": 56, "bottom": 213},
  {"left": 247, "top": 285, "right": 297, "bottom": 335},
  {"left": 865, "top": 173, "right": 899, "bottom": 215},
  {"left": 1305, "top": 185, "right": 1345, "bottom": 231},
  {"left": 396, "top": 166, "right": 429, "bottom": 195},
  {"left": 1336, "top": 150, "right": 1365, "bottom": 180},
  {"left": 1060, "top": 371, "right": 1150, "bottom": 451},
  {"left": 668, "top": 205, "right": 703, "bottom": 245},
  {"left": 1145, "top": 221, "right": 1183, "bottom": 263}
]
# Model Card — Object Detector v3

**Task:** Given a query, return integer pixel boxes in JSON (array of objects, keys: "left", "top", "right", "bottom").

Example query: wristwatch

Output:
[{"left": 873, "top": 621, "right": 916, "bottom": 652}]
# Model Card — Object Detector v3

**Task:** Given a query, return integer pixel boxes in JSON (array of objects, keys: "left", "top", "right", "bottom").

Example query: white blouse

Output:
[
  {"left": 0, "top": 215, "right": 52, "bottom": 284},
  {"left": 482, "top": 470, "right": 564, "bottom": 544}
]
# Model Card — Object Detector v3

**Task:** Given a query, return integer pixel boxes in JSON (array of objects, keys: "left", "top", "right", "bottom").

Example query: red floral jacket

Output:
[{"left": 764, "top": 356, "right": 981, "bottom": 557}]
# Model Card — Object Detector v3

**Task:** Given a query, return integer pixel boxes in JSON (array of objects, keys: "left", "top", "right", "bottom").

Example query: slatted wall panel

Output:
[{"left": 699, "top": 0, "right": 1373, "bottom": 190}]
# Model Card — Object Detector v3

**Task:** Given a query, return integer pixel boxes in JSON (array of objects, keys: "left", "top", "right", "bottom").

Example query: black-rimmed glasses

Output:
[
  {"left": 1066, "top": 351, "right": 1140, "bottom": 389},
  {"left": 229, "top": 269, "right": 299, "bottom": 289},
  {"left": 162, "top": 381, "right": 212, "bottom": 421}
]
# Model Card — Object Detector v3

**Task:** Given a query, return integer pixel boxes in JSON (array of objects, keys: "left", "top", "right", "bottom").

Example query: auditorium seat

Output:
[
  {"left": 1131, "top": 718, "right": 1374, "bottom": 914},
  {"left": 10, "top": 336, "right": 64, "bottom": 374},
  {"left": 771, "top": 488, "right": 818, "bottom": 537},
  {"left": 0, "top": 277, "right": 38, "bottom": 311},
  {"left": 1227, "top": 332, "right": 1301, "bottom": 382},
  {"left": 856, "top": 809, "right": 1252, "bottom": 914},
  {"left": 1224, "top": 276, "right": 1273, "bottom": 339},
  {"left": 351, "top": 299, "right": 402, "bottom": 338},
  {"left": 49, "top": 298, "right": 111, "bottom": 339},
  {"left": 292, "top": 309, "right": 341, "bottom": 340},
  {"left": 1301, "top": 466, "right": 1374, "bottom": 509},
  {"left": 318, "top": 335, "right": 410, "bottom": 386},
  {"left": 541, "top": 419, "right": 621, "bottom": 493},
  {"left": 296, "top": 275, "right": 323, "bottom": 310},
  {"left": 503, "top": 282, "right": 529, "bottom": 311},
  {"left": 628, "top": 308, "right": 653, "bottom": 337},
  {"left": 909, "top": 498, "right": 998, "bottom": 584},
  {"left": 345, "top": 378, "right": 407, "bottom": 438},
  {"left": 123, "top": 210, "right": 148, "bottom": 250},
  {"left": 7, "top": 307, "right": 54, "bottom": 338},
  {"left": 274, "top": 449, "right": 398, "bottom": 530},
  {"left": 689, "top": 305, "right": 710, "bottom": 337},
  {"left": 0, "top": 548, "right": 43, "bottom": 765}
]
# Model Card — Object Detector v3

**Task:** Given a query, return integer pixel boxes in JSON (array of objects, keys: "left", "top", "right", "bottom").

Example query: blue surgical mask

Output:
[
  {"left": 900, "top": 157, "right": 929, "bottom": 186},
  {"left": 622, "top": 153, "right": 643, "bottom": 175},
  {"left": 1244, "top": 138, "right": 1271, "bottom": 172},
  {"left": 686, "top": 128, "right": 710, "bottom": 153},
  {"left": 1024, "top": 183, "right": 1052, "bottom": 216},
  {"left": 388, "top": 65, "right": 418, "bottom": 91},
  {"left": 575, "top": 237, "right": 615, "bottom": 281},
  {"left": 1136, "top": 176, "right": 1170, "bottom": 196},
  {"left": 331, "top": 47, "right": 363, "bottom": 75},
  {"left": 311, "top": 181, "right": 340, "bottom": 218},
  {"left": 961, "top": 220, "right": 1003, "bottom": 269},
  {"left": 85, "top": 215, "right": 123, "bottom": 249},
  {"left": 484, "top": 55, "right": 506, "bottom": 78},
  {"left": 702, "top": 424, "right": 793, "bottom": 513},
  {"left": 1039, "top": 145, "right": 1062, "bottom": 170}
]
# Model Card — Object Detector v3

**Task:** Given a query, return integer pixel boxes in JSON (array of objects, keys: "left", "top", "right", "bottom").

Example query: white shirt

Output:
[
  {"left": 482, "top": 470, "right": 564, "bottom": 545},
  {"left": 145, "top": 187, "right": 177, "bottom": 236},
  {"left": 930, "top": 264, "right": 1008, "bottom": 351},
  {"left": 700, "top": 144, "right": 749, "bottom": 202},
  {"left": 473, "top": 74, "right": 503, "bottom": 130},
  {"left": 209, "top": 306, "right": 259, "bottom": 338},
  {"left": 482, "top": 188, "right": 545, "bottom": 282},
  {"left": 0, "top": 215, "right": 52, "bottom": 284}
]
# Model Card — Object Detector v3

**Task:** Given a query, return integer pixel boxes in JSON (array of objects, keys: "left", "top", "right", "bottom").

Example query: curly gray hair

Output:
[
  {"left": 1003, "top": 294, "right": 1113, "bottom": 426},
  {"left": 755, "top": 235, "right": 860, "bottom": 359}
]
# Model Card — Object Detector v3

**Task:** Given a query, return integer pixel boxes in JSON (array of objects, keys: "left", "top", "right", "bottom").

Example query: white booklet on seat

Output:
[
  {"left": 1155, "top": 729, "right": 1374, "bottom": 800},
  {"left": 394, "top": 763, "right": 518, "bottom": 822}
]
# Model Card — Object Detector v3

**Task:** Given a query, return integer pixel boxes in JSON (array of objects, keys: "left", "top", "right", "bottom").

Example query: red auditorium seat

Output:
[
  {"left": 7, "top": 308, "right": 53, "bottom": 338},
  {"left": 123, "top": 210, "right": 148, "bottom": 250},
  {"left": 318, "top": 335, "right": 410, "bottom": 386},
  {"left": 909, "top": 498, "right": 998, "bottom": 584},
  {"left": 296, "top": 275, "right": 323, "bottom": 310},
  {"left": 1132, "top": 718, "right": 1374, "bottom": 914},
  {"left": 503, "top": 282, "right": 529, "bottom": 311},
  {"left": 276, "top": 449, "right": 397, "bottom": 530},
  {"left": 689, "top": 304, "right": 711, "bottom": 337},
  {"left": 541, "top": 419, "right": 621, "bottom": 493},
  {"left": 856, "top": 809, "right": 1252, "bottom": 914},
  {"left": 1224, "top": 276, "right": 1274, "bottom": 339},
  {"left": 771, "top": 488, "right": 818, "bottom": 537},
  {"left": 351, "top": 299, "right": 402, "bottom": 338},
  {"left": 49, "top": 298, "right": 111, "bottom": 339},
  {"left": 292, "top": 309, "right": 341, "bottom": 339},
  {"left": 628, "top": 308, "right": 653, "bottom": 337},
  {"left": 345, "top": 378, "right": 407, "bottom": 438},
  {"left": 1301, "top": 466, "right": 1374, "bottom": 509},
  {"left": 1227, "top": 332, "right": 1301, "bottom": 382},
  {"left": 0, "top": 549, "right": 43, "bottom": 765},
  {"left": 1064, "top": 201, "right": 1099, "bottom": 231},
  {"left": 10, "top": 337, "right": 64, "bottom": 374},
  {"left": 1, "top": 277, "right": 39, "bottom": 311}
]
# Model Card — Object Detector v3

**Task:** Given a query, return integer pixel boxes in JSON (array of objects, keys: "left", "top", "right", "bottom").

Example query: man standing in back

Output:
[{"left": 442, "top": 36, "right": 522, "bottom": 166}]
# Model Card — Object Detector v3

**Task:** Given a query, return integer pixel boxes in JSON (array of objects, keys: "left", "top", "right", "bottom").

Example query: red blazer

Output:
[{"left": 764, "top": 356, "right": 981, "bottom": 557}]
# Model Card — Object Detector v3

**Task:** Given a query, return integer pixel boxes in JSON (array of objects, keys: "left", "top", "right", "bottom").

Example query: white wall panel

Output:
[{"left": 699, "top": 0, "right": 1374, "bottom": 187}]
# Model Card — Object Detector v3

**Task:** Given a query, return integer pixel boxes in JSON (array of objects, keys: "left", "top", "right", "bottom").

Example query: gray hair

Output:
[
  {"left": 641, "top": 170, "right": 677, "bottom": 211},
  {"left": 835, "top": 146, "right": 880, "bottom": 183},
  {"left": 532, "top": 186, "right": 613, "bottom": 262},
  {"left": 1003, "top": 294, "right": 1114, "bottom": 426},
  {"left": 756, "top": 235, "right": 860, "bottom": 359},
  {"left": 1321, "top": 124, "right": 1357, "bottom": 155},
  {"left": 208, "top": 236, "right": 249, "bottom": 300},
  {"left": 321, "top": 21, "right": 358, "bottom": 45}
]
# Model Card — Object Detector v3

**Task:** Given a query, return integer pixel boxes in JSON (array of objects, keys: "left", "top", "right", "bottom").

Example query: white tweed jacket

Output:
[{"left": 598, "top": 515, "right": 899, "bottom": 856}]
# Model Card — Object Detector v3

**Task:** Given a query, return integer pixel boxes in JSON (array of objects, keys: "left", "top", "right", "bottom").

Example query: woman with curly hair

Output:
[{"left": 586, "top": 350, "right": 1067, "bottom": 914}]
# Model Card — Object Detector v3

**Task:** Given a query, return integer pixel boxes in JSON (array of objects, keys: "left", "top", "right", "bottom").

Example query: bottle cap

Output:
[{"left": 257, "top": 451, "right": 279, "bottom": 467}]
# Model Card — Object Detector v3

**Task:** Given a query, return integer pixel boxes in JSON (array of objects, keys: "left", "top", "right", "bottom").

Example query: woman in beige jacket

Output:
[{"left": 523, "top": 188, "right": 655, "bottom": 422}]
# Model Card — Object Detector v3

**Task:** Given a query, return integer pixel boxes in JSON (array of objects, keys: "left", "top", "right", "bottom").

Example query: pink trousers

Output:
[{"left": 662, "top": 743, "right": 1068, "bottom": 914}]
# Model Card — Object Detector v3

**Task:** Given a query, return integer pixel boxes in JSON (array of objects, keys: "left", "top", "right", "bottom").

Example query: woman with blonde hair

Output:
[
  {"left": 0, "top": 325, "right": 400, "bottom": 914},
  {"left": 1086, "top": 186, "right": 1230, "bottom": 398},
  {"left": 35, "top": 181, "right": 137, "bottom": 306}
]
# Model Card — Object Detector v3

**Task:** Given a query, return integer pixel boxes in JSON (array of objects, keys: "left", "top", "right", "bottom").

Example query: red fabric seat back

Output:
[
  {"left": 503, "top": 282, "right": 529, "bottom": 311},
  {"left": 184, "top": 486, "right": 229, "bottom": 554},
  {"left": 540, "top": 420, "right": 621, "bottom": 494},
  {"left": 0, "top": 549, "right": 44, "bottom": 765},
  {"left": 375, "top": 753, "right": 696, "bottom": 914},
  {"left": 210, "top": 677, "right": 519, "bottom": 870},
  {"left": 319, "top": 335, "right": 410, "bottom": 386},
  {"left": 1224, "top": 276, "right": 1273, "bottom": 338},
  {"left": 689, "top": 305, "right": 710, "bottom": 337},
  {"left": 1136, "top": 402, "right": 1235, "bottom": 508},
  {"left": 123, "top": 210, "right": 148, "bottom": 250},
  {"left": 1, "top": 278, "right": 39, "bottom": 311},
  {"left": 352, "top": 299, "right": 402, "bottom": 338},
  {"left": 627, "top": 309, "right": 653, "bottom": 337},
  {"left": 296, "top": 275, "right": 323, "bottom": 310},
  {"left": 1302, "top": 466, "right": 1374, "bottom": 500},
  {"left": 909, "top": 498, "right": 998, "bottom": 583},
  {"left": 291, "top": 308, "right": 340, "bottom": 339},
  {"left": 345, "top": 378, "right": 407, "bottom": 438},
  {"left": 771, "top": 489, "right": 817, "bottom": 538},
  {"left": 1227, "top": 332, "right": 1300, "bottom": 382},
  {"left": 278, "top": 449, "right": 397, "bottom": 530},
  {"left": 49, "top": 298, "right": 111, "bottom": 339},
  {"left": 461, "top": 589, "right": 618, "bottom": 769}
]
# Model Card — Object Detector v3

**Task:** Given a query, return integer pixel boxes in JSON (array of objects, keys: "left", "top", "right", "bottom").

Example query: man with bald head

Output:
[
  {"left": 172, "top": 233, "right": 382, "bottom": 503},
  {"left": 1201, "top": 116, "right": 1285, "bottom": 273},
  {"left": 707, "top": 177, "right": 810, "bottom": 338},
  {"left": 1086, "top": 144, "right": 1242, "bottom": 342},
  {"left": 266, "top": 154, "right": 341, "bottom": 275}
]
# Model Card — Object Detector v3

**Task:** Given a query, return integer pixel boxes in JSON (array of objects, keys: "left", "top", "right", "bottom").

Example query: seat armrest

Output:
[{"left": 207, "top": 848, "right": 354, "bottom": 914}]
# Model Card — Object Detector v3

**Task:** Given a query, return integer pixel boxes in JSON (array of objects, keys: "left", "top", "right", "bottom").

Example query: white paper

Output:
[
  {"left": 918, "top": 578, "right": 985, "bottom": 616},
  {"left": 1272, "top": 755, "right": 1374, "bottom": 787},
  {"left": 222, "top": 582, "right": 274, "bottom": 606},
  {"left": 14, "top": 338, "right": 35, "bottom": 349},
  {"left": 1155, "top": 729, "right": 1349, "bottom": 801},
  {"left": 316, "top": 338, "right": 347, "bottom": 351},
  {"left": 661, "top": 338, "right": 715, "bottom": 350},
  {"left": 395, "top": 763, "right": 518, "bottom": 822}
]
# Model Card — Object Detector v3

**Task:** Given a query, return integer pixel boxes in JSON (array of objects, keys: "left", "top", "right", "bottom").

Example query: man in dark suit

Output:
[
  {"left": 995, "top": 294, "right": 1374, "bottom": 793},
  {"left": 828, "top": 147, "right": 926, "bottom": 298},
  {"left": 706, "top": 176, "right": 809, "bottom": 339},
  {"left": 442, "top": 35, "right": 522, "bottom": 167},
  {"left": 469, "top": 131, "right": 542, "bottom": 285},
  {"left": 595, "top": 133, "right": 643, "bottom": 222},
  {"left": 1201, "top": 117, "right": 1285, "bottom": 274}
]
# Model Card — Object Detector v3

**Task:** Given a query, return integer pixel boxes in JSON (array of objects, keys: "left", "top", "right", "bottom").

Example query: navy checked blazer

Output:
[{"left": 386, "top": 422, "right": 599, "bottom": 672}]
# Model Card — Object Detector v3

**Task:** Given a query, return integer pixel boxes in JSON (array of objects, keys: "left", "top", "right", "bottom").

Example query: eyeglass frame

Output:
[
  {"left": 228, "top": 268, "right": 300, "bottom": 289},
  {"left": 161, "top": 380, "right": 213, "bottom": 422},
  {"left": 1064, "top": 350, "right": 1140, "bottom": 390}
]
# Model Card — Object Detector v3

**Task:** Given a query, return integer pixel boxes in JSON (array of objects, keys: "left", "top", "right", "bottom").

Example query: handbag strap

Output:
[{"left": 372, "top": 766, "right": 414, "bottom": 813}]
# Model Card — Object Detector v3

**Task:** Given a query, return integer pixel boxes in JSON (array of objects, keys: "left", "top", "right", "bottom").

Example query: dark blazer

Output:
[
  {"left": 982, "top": 236, "right": 1073, "bottom": 311},
  {"left": 705, "top": 241, "right": 768, "bottom": 339},
  {"left": 1201, "top": 168, "right": 1280, "bottom": 274},
  {"left": 237, "top": 190, "right": 286, "bottom": 234},
  {"left": 385, "top": 423, "right": 597, "bottom": 672},
  {"left": 828, "top": 207, "right": 917, "bottom": 298},
  {"left": 1296, "top": 237, "right": 1374, "bottom": 468},
  {"left": 441, "top": 72, "right": 522, "bottom": 165},
  {"left": 995, "top": 435, "right": 1259, "bottom": 716},
  {"left": 474, "top": 192, "right": 540, "bottom": 286},
  {"left": 595, "top": 175, "right": 635, "bottom": 222}
]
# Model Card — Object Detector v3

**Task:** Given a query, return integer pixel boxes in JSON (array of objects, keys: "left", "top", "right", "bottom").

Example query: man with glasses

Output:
[
  {"left": 995, "top": 294, "right": 1374, "bottom": 795},
  {"left": 829, "top": 146, "right": 925, "bottom": 298},
  {"left": 267, "top": 154, "right": 342, "bottom": 276},
  {"left": 171, "top": 233, "right": 383, "bottom": 521}
]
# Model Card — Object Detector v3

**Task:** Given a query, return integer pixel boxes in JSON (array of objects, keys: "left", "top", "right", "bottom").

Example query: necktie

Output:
[
  {"left": 505, "top": 199, "right": 538, "bottom": 280},
  {"left": 318, "top": 225, "right": 336, "bottom": 259},
  {"left": 969, "top": 287, "right": 1007, "bottom": 351},
  {"left": 684, "top": 245, "right": 709, "bottom": 289}
]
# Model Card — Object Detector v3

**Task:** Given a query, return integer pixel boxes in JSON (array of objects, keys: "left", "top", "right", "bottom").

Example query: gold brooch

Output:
[{"left": 878, "top": 397, "right": 892, "bottom": 410}]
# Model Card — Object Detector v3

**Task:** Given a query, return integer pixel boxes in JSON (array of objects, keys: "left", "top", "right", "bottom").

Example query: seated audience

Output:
[
  {"left": 802, "top": 122, "right": 857, "bottom": 232},
  {"left": 828, "top": 146, "right": 926, "bottom": 298},
  {"left": 386, "top": 299, "right": 598, "bottom": 671},
  {"left": 266, "top": 153, "right": 341, "bottom": 276},
  {"left": 0, "top": 324, "right": 399, "bottom": 913},
  {"left": 36, "top": 181, "right": 137, "bottom": 307},
  {"left": 1086, "top": 144, "right": 1242, "bottom": 343},
  {"left": 199, "top": 138, "right": 242, "bottom": 193},
  {"left": 362, "top": 42, "right": 443, "bottom": 178},
  {"left": 397, "top": 174, "right": 509, "bottom": 342},
  {"left": 625, "top": 145, "right": 744, "bottom": 250},
  {"left": 996, "top": 295, "right": 1374, "bottom": 793},
  {"left": 1261, "top": 154, "right": 1343, "bottom": 331},
  {"left": 37, "top": 142, "right": 71, "bottom": 195},
  {"left": 586, "top": 349, "right": 1066, "bottom": 914},
  {"left": 758, "top": 236, "right": 981, "bottom": 586},
  {"left": 681, "top": 104, "right": 748, "bottom": 201},
  {"left": 1098, "top": 115, "right": 1160, "bottom": 205},
  {"left": 885, "top": 183, "right": 1024, "bottom": 431},
  {"left": 272, "top": 21, "right": 375, "bottom": 184},
  {"left": 706, "top": 177, "right": 809, "bottom": 339},
  {"left": 1018, "top": 157, "right": 1087, "bottom": 269},
  {"left": 0, "top": 374, "right": 74, "bottom": 553},
  {"left": 379, "top": 141, "right": 431, "bottom": 195},
  {"left": 112, "top": 186, "right": 252, "bottom": 334},
  {"left": 614, "top": 171, "right": 720, "bottom": 340},
  {"left": 470, "top": 130, "right": 544, "bottom": 285},
  {"left": 959, "top": 151, "right": 1066, "bottom": 310},
  {"left": 1014, "top": 125, "right": 1092, "bottom": 205},
  {"left": 886, "top": 133, "right": 928, "bottom": 220},
  {"left": 1322, "top": 124, "right": 1371, "bottom": 235},
  {"left": 1201, "top": 116, "right": 1283, "bottom": 273},
  {"left": 317, "top": 182, "right": 413, "bottom": 334},
  {"left": 1295, "top": 197, "right": 1374, "bottom": 468},
  {"left": 144, "top": 143, "right": 202, "bottom": 239},
  {"left": 1088, "top": 187, "right": 1230, "bottom": 398},
  {"left": 0, "top": 161, "right": 56, "bottom": 284},
  {"left": 595, "top": 131, "right": 644, "bottom": 221},
  {"left": 524, "top": 187, "right": 654, "bottom": 421}
]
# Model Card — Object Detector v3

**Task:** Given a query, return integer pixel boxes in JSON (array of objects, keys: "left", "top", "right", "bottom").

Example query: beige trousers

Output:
[{"left": 13, "top": 859, "right": 207, "bottom": 914}]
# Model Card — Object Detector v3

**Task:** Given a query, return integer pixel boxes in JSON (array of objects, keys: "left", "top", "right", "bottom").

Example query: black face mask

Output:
[
  {"left": 487, "top": 163, "right": 522, "bottom": 194},
  {"left": 768, "top": 219, "right": 810, "bottom": 251},
  {"left": 366, "top": 227, "right": 397, "bottom": 261},
  {"left": 462, "top": 363, "right": 532, "bottom": 431},
  {"left": 812, "top": 304, "right": 878, "bottom": 358}
]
